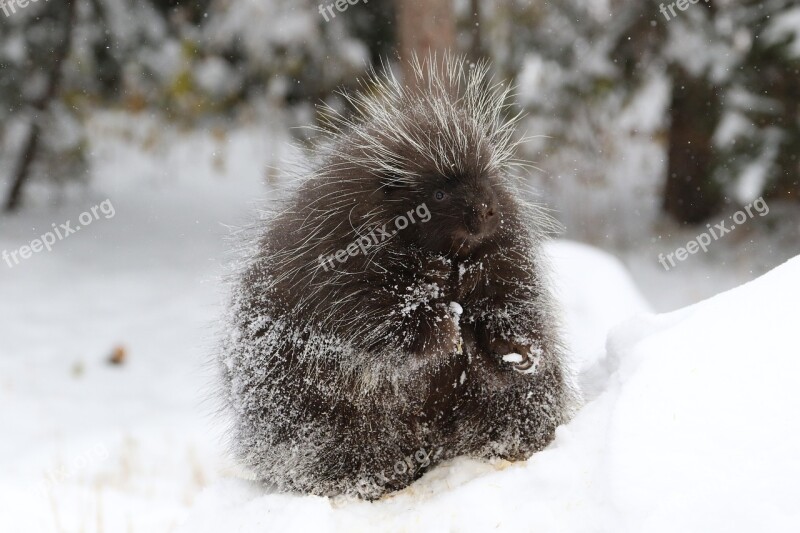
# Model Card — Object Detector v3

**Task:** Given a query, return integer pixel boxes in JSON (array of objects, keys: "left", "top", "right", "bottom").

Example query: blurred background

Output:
[
  {"left": 2, "top": 0, "right": 799, "bottom": 306},
  {"left": 1, "top": 1, "right": 799, "bottom": 531},
  {"left": 0, "top": 0, "right": 800, "bottom": 300}
]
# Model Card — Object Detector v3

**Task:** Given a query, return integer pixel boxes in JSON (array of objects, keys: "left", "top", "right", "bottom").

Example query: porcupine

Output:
[{"left": 219, "top": 55, "right": 579, "bottom": 500}]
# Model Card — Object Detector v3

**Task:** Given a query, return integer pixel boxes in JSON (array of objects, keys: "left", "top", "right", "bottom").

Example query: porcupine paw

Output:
[{"left": 488, "top": 337, "right": 542, "bottom": 375}]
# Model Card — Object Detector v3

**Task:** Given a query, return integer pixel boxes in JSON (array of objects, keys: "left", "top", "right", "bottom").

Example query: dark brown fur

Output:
[{"left": 220, "top": 57, "right": 577, "bottom": 499}]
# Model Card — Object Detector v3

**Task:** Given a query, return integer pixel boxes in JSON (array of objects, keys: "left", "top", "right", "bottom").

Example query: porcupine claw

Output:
[
  {"left": 501, "top": 351, "right": 537, "bottom": 374},
  {"left": 513, "top": 356, "right": 536, "bottom": 373}
]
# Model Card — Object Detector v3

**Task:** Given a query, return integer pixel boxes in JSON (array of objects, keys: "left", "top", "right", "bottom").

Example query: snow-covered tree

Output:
[
  {"left": 473, "top": 0, "right": 798, "bottom": 238},
  {"left": 1, "top": 0, "right": 376, "bottom": 209},
  {"left": 715, "top": 1, "right": 800, "bottom": 204},
  {"left": 1, "top": 0, "right": 82, "bottom": 211}
]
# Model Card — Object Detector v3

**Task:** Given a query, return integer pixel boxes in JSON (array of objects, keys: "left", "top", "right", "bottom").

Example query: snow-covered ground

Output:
[
  {"left": 178, "top": 252, "right": 800, "bottom": 533},
  {"left": 0, "top": 112, "right": 282, "bottom": 532},
  {"left": 1, "top": 114, "right": 798, "bottom": 532}
]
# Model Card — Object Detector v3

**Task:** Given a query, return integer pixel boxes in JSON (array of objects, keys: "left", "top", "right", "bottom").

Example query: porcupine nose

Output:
[
  {"left": 467, "top": 195, "right": 499, "bottom": 236},
  {"left": 478, "top": 202, "right": 496, "bottom": 222}
]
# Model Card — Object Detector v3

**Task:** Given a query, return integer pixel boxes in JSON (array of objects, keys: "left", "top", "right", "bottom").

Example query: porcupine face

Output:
[
  {"left": 316, "top": 56, "right": 524, "bottom": 261},
  {"left": 383, "top": 166, "right": 503, "bottom": 259}
]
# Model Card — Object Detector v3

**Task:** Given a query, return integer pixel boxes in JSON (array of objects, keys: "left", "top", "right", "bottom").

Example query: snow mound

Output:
[
  {"left": 179, "top": 252, "right": 800, "bottom": 532},
  {"left": 546, "top": 240, "right": 652, "bottom": 371}
]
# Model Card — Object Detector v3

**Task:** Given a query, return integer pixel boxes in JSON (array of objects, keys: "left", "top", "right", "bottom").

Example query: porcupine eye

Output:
[{"left": 434, "top": 190, "right": 446, "bottom": 201}]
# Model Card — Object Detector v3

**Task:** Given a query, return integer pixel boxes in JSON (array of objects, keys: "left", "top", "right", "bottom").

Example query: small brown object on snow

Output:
[{"left": 108, "top": 345, "right": 127, "bottom": 366}]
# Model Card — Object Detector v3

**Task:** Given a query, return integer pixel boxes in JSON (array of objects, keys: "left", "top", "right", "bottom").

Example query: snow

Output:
[
  {"left": 501, "top": 353, "right": 524, "bottom": 364},
  {"left": 548, "top": 240, "right": 651, "bottom": 374},
  {"left": 2, "top": 112, "right": 799, "bottom": 532},
  {"left": 0, "top": 111, "right": 283, "bottom": 533},
  {"left": 178, "top": 254, "right": 800, "bottom": 533},
  {"left": 765, "top": 7, "right": 800, "bottom": 58}
]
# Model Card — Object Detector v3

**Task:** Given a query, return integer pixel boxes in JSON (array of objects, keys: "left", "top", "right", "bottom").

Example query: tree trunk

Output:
[
  {"left": 396, "top": 0, "right": 456, "bottom": 83},
  {"left": 663, "top": 67, "right": 724, "bottom": 224},
  {"left": 468, "top": 0, "right": 484, "bottom": 63},
  {"left": 763, "top": 61, "right": 800, "bottom": 203},
  {"left": 5, "top": 0, "right": 78, "bottom": 212}
]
